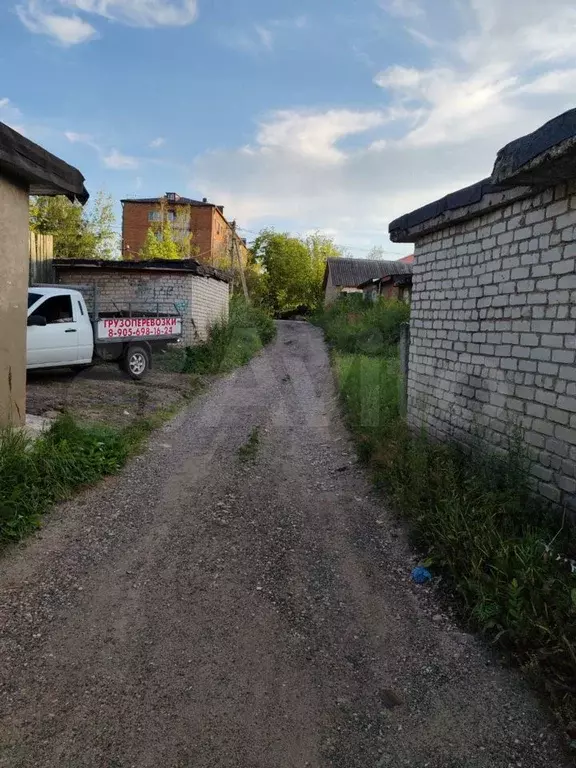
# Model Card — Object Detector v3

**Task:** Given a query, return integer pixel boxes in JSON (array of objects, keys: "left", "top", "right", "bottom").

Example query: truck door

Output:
[{"left": 27, "top": 294, "right": 80, "bottom": 368}]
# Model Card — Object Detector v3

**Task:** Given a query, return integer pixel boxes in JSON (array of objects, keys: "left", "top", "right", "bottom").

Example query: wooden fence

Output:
[{"left": 29, "top": 232, "right": 54, "bottom": 284}]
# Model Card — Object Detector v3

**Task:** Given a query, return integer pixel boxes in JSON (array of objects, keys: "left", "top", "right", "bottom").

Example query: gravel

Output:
[{"left": 0, "top": 321, "right": 569, "bottom": 767}]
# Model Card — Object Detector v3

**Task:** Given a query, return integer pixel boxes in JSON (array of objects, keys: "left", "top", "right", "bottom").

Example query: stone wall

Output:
[
  {"left": 409, "top": 180, "right": 576, "bottom": 510},
  {"left": 55, "top": 267, "right": 229, "bottom": 345}
]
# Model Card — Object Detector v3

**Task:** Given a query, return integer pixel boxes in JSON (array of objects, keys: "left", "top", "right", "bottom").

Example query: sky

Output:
[{"left": 2, "top": 0, "right": 576, "bottom": 257}]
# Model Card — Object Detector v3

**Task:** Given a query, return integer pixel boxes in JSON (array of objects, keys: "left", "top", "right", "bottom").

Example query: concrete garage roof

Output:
[
  {"left": 53, "top": 258, "right": 230, "bottom": 283},
  {"left": 0, "top": 122, "right": 89, "bottom": 203},
  {"left": 389, "top": 108, "right": 576, "bottom": 243}
]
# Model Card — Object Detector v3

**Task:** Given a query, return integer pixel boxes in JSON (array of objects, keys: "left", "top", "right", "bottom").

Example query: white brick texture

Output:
[
  {"left": 55, "top": 268, "right": 229, "bottom": 345},
  {"left": 408, "top": 181, "right": 576, "bottom": 511}
]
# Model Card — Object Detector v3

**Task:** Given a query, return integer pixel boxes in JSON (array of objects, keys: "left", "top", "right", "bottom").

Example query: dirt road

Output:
[{"left": 0, "top": 322, "right": 567, "bottom": 767}]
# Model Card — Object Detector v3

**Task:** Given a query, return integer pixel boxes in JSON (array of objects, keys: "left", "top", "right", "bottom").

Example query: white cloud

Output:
[
  {"left": 193, "top": 0, "right": 576, "bottom": 252},
  {"left": 221, "top": 15, "right": 308, "bottom": 55},
  {"left": 17, "top": 0, "right": 197, "bottom": 43},
  {"left": 382, "top": 0, "right": 423, "bottom": 19},
  {"left": 0, "top": 98, "right": 26, "bottom": 133},
  {"left": 65, "top": 130, "right": 139, "bottom": 169},
  {"left": 60, "top": 0, "right": 198, "bottom": 27},
  {"left": 17, "top": 2, "right": 96, "bottom": 45},
  {"left": 149, "top": 136, "right": 166, "bottom": 148},
  {"left": 255, "top": 25, "right": 273, "bottom": 51},
  {"left": 103, "top": 148, "right": 139, "bottom": 170}
]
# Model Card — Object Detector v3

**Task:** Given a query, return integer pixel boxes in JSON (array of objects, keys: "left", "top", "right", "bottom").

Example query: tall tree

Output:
[
  {"left": 252, "top": 228, "right": 342, "bottom": 313},
  {"left": 30, "top": 192, "right": 118, "bottom": 260}
]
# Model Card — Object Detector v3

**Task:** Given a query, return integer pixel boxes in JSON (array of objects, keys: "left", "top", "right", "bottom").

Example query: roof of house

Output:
[
  {"left": 53, "top": 258, "right": 230, "bottom": 283},
  {"left": 0, "top": 122, "right": 88, "bottom": 203},
  {"left": 121, "top": 196, "right": 213, "bottom": 206},
  {"left": 389, "top": 108, "right": 576, "bottom": 243},
  {"left": 325, "top": 257, "right": 412, "bottom": 287},
  {"left": 358, "top": 272, "right": 413, "bottom": 289}
]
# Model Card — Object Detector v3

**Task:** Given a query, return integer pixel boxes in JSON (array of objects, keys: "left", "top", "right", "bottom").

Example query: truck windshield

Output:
[{"left": 28, "top": 292, "right": 42, "bottom": 308}]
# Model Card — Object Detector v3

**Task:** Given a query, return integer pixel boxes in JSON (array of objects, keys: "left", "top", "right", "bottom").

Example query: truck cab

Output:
[{"left": 27, "top": 287, "right": 94, "bottom": 369}]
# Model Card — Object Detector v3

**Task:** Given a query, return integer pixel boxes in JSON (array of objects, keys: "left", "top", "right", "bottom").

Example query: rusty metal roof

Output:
[{"left": 0, "top": 122, "right": 88, "bottom": 203}]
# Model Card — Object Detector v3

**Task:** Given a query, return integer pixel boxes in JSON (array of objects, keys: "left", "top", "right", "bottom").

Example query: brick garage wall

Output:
[
  {"left": 190, "top": 276, "right": 229, "bottom": 340},
  {"left": 409, "top": 181, "right": 576, "bottom": 510},
  {"left": 55, "top": 267, "right": 229, "bottom": 345}
]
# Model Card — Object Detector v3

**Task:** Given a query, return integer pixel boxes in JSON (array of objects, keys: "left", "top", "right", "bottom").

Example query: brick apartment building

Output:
[{"left": 121, "top": 193, "right": 249, "bottom": 267}]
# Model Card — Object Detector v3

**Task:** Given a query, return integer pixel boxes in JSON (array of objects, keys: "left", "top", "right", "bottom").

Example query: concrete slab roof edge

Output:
[
  {"left": 52, "top": 258, "right": 231, "bottom": 283},
  {"left": 0, "top": 122, "right": 88, "bottom": 204},
  {"left": 389, "top": 108, "right": 576, "bottom": 244}
]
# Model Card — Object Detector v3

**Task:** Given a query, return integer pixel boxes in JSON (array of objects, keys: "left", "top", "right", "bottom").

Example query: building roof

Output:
[
  {"left": 358, "top": 273, "right": 413, "bottom": 289},
  {"left": 121, "top": 195, "right": 213, "bottom": 206},
  {"left": 389, "top": 107, "right": 576, "bottom": 243},
  {"left": 53, "top": 258, "right": 230, "bottom": 283},
  {"left": 325, "top": 257, "right": 412, "bottom": 287},
  {"left": 0, "top": 122, "right": 88, "bottom": 203}
]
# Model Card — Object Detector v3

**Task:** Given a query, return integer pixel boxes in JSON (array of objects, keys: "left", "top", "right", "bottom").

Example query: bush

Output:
[
  {"left": 180, "top": 297, "right": 276, "bottom": 375},
  {"left": 0, "top": 414, "right": 130, "bottom": 544},
  {"left": 314, "top": 294, "right": 410, "bottom": 356}
]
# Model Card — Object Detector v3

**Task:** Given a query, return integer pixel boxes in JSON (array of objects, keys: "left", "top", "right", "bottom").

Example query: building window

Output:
[
  {"left": 166, "top": 210, "right": 176, "bottom": 222},
  {"left": 148, "top": 211, "right": 161, "bottom": 222},
  {"left": 155, "top": 231, "right": 163, "bottom": 242}
]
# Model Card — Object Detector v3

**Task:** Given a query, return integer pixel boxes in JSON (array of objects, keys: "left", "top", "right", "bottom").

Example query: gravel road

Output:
[{"left": 0, "top": 321, "right": 568, "bottom": 768}]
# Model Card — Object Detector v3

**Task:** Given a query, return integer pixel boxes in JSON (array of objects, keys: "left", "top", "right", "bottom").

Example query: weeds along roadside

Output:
[{"left": 314, "top": 294, "right": 576, "bottom": 734}]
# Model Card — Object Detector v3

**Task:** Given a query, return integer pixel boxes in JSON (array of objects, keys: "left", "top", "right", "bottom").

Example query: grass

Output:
[
  {"left": 238, "top": 426, "right": 260, "bottom": 463},
  {"left": 0, "top": 414, "right": 129, "bottom": 544},
  {"left": 164, "top": 297, "right": 277, "bottom": 375},
  {"left": 321, "top": 295, "right": 576, "bottom": 733},
  {"left": 313, "top": 293, "right": 410, "bottom": 357}
]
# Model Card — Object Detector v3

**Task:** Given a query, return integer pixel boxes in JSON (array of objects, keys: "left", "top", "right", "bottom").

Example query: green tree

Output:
[
  {"left": 252, "top": 228, "right": 342, "bottom": 313},
  {"left": 139, "top": 222, "right": 180, "bottom": 260},
  {"left": 30, "top": 192, "right": 118, "bottom": 260}
]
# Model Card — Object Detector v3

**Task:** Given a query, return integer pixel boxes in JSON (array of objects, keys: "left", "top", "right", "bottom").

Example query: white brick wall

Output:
[
  {"left": 409, "top": 180, "right": 576, "bottom": 510},
  {"left": 56, "top": 268, "right": 229, "bottom": 345}
]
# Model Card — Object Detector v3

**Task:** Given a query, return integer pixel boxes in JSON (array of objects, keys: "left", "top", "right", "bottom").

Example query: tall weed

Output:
[{"left": 0, "top": 414, "right": 129, "bottom": 544}]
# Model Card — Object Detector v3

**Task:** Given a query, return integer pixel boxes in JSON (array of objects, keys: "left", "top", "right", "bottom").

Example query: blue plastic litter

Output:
[{"left": 411, "top": 566, "right": 432, "bottom": 584}]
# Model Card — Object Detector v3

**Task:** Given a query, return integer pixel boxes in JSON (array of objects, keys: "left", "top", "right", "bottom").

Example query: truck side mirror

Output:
[{"left": 28, "top": 315, "right": 47, "bottom": 327}]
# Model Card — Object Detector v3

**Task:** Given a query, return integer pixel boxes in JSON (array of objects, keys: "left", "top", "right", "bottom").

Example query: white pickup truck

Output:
[{"left": 27, "top": 286, "right": 183, "bottom": 379}]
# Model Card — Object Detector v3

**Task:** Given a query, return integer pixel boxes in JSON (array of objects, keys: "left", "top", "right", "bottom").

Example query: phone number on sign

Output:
[
  {"left": 106, "top": 325, "right": 178, "bottom": 338},
  {"left": 99, "top": 318, "right": 180, "bottom": 339}
]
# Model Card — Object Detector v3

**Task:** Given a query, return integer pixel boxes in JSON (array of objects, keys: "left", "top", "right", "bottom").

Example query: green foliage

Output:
[
  {"left": 176, "top": 298, "right": 277, "bottom": 375},
  {"left": 252, "top": 228, "right": 342, "bottom": 313},
  {"left": 238, "top": 427, "right": 260, "bottom": 463},
  {"left": 314, "top": 293, "right": 410, "bottom": 356},
  {"left": 137, "top": 201, "right": 200, "bottom": 261},
  {"left": 139, "top": 223, "right": 180, "bottom": 260},
  {"left": 0, "top": 414, "right": 129, "bottom": 544},
  {"left": 321, "top": 301, "right": 576, "bottom": 725},
  {"left": 30, "top": 192, "right": 117, "bottom": 259}
]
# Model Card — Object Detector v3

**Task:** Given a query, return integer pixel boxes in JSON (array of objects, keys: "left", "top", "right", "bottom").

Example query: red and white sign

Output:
[{"left": 97, "top": 316, "right": 182, "bottom": 340}]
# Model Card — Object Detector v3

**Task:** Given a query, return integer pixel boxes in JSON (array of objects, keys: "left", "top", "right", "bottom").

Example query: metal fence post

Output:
[{"left": 399, "top": 322, "right": 410, "bottom": 417}]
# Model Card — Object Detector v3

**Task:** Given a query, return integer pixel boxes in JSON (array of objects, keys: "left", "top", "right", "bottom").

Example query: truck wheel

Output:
[{"left": 121, "top": 345, "right": 150, "bottom": 380}]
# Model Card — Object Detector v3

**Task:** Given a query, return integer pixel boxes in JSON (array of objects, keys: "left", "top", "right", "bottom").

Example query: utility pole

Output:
[{"left": 231, "top": 220, "right": 249, "bottom": 302}]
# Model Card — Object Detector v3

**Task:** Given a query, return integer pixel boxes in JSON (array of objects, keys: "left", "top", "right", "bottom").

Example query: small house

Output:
[{"left": 323, "top": 257, "right": 413, "bottom": 305}]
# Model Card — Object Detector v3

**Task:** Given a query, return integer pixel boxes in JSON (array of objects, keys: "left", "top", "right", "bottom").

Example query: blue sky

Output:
[{"left": 2, "top": 0, "right": 576, "bottom": 256}]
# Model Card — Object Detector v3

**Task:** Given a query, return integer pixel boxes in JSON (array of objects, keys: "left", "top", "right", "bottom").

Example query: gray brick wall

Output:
[
  {"left": 409, "top": 181, "right": 576, "bottom": 511},
  {"left": 55, "top": 268, "right": 229, "bottom": 346}
]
